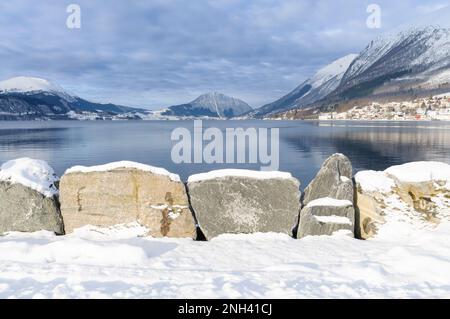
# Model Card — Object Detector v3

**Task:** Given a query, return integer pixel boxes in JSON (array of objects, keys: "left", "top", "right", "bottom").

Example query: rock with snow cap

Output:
[
  {"left": 355, "top": 162, "right": 450, "bottom": 239},
  {"left": 297, "top": 154, "right": 355, "bottom": 238},
  {"left": 0, "top": 158, "right": 64, "bottom": 235},
  {"left": 59, "top": 161, "right": 196, "bottom": 238},
  {"left": 303, "top": 153, "right": 354, "bottom": 205},
  {"left": 187, "top": 169, "right": 301, "bottom": 240},
  {"left": 297, "top": 197, "right": 355, "bottom": 238}
]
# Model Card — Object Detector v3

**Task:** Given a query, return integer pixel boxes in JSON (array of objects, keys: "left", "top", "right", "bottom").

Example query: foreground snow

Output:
[{"left": 1, "top": 222, "right": 450, "bottom": 298}]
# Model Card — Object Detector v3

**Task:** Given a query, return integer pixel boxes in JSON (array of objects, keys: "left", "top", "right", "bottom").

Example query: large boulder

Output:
[
  {"left": 303, "top": 153, "right": 354, "bottom": 205},
  {"left": 297, "top": 198, "right": 354, "bottom": 238},
  {"left": 59, "top": 161, "right": 196, "bottom": 238},
  {"left": 297, "top": 154, "right": 355, "bottom": 238},
  {"left": 187, "top": 169, "right": 301, "bottom": 240},
  {"left": 355, "top": 162, "right": 450, "bottom": 239},
  {"left": 0, "top": 158, "right": 64, "bottom": 235}
]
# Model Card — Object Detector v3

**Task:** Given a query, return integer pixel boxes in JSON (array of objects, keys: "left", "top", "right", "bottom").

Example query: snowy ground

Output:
[{"left": 1, "top": 221, "right": 450, "bottom": 299}]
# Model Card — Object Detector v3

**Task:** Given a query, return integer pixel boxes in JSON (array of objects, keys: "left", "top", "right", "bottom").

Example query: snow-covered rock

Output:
[
  {"left": 305, "top": 197, "right": 353, "bottom": 208},
  {"left": 385, "top": 161, "right": 450, "bottom": 187},
  {"left": 298, "top": 154, "right": 355, "bottom": 238},
  {"left": 187, "top": 169, "right": 293, "bottom": 183},
  {"left": 0, "top": 158, "right": 64, "bottom": 235},
  {"left": 355, "top": 162, "right": 450, "bottom": 239},
  {"left": 303, "top": 153, "right": 354, "bottom": 205},
  {"left": 297, "top": 198, "right": 355, "bottom": 238},
  {"left": 0, "top": 158, "right": 59, "bottom": 197},
  {"left": 59, "top": 162, "right": 196, "bottom": 238},
  {"left": 187, "top": 169, "right": 301, "bottom": 240},
  {"left": 65, "top": 161, "right": 181, "bottom": 182}
]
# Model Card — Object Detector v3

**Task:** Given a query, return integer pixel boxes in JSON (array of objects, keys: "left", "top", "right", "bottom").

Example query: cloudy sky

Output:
[{"left": 0, "top": 0, "right": 448, "bottom": 109}]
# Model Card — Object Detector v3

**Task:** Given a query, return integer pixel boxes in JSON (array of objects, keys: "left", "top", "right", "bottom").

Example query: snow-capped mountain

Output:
[
  {"left": 0, "top": 76, "right": 68, "bottom": 95},
  {"left": 250, "top": 54, "right": 358, "bottom": 117},
  {"left": 258, "top": 6, "right": 450, "bottom": 118},
  {"left": 162, "top": 92, "right": 252, "bottom": 118},
  {"left": 333, "top": 26, "right": 450, "bottom": 100},
  {"left": 0, "top": 76, "right": 144, "bottom": 120}
]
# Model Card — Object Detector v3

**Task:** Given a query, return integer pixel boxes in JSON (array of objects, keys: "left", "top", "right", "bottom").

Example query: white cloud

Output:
[{"left": 0, "top": 0, "right": 448, "bottom": 109}]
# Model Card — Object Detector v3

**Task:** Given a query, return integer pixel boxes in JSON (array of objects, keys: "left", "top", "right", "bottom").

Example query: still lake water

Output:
[{"left": 1, "top": 120, "right": 450, "bottom": 188}]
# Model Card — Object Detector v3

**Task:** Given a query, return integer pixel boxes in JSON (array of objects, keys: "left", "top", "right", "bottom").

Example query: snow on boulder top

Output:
[
  {"left": 65, "top": 161, "right": 181, "bottom": 182},
  {"left": 384, "top": 161, "right": 450, "bottom": 185},
  {"left": 187, "top": 169, "right": 296, "bottom": 183},
  {"left": 0, "top": 76, "right": 67, "bottom": 95},
  {"left": 355, "top": 170, "right": 396, "bottom": 194},
  {"left": 0, "top": 158, "right": 59, "bottom": 197},
  {"left": 305, "top": 197, "right": 353, "bottom": 208},
  {"left": 314, "top": 215, "right": 352, "bottom": 225}
]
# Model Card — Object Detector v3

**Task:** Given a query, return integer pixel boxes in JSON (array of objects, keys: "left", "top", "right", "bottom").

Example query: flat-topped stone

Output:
[
  {"left": 187, "top": 169, "right": 301, "bottom": 240},
  {"left": 59, "top": 162, "right": 196, "bottom": 238}
]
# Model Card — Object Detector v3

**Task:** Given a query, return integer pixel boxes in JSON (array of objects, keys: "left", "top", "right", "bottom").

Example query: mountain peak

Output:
[
  {"left": 0, "top": 76, "right": 66, "bottom": 94},
  {"left": 251, "top": 53, "right": 358, "bottom": 117},
  {"left": 197, "top": 91, "right": 225, "bottom": 99},
  {"left": 163, "top": 92, "right": 252, "bottom": 118}
]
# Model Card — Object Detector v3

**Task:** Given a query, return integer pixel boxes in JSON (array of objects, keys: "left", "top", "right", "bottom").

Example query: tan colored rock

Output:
[
  {"left": 355, "top": 192, "right": 385, "bottom": 239},
  {"left": 394, "top": 181, "right": 439, "bottom": 220},
  {"left": 59, "top": 162, "right": 196, "bottom": 238},
  {"left": 355, "top": 163, "right": 450, "bottom": 239},
  {"left": 385, "top": 162, "right": 450, "bottom": 222}
]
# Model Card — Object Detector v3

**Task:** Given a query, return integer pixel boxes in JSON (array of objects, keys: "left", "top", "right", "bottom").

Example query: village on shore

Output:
[{"left": 318, "top": 94, "right": 450, "bottom": 121}]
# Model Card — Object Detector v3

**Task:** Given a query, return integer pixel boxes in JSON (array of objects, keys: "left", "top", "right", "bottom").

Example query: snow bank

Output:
[
  {"left": 65, "top": 161, "right": 181, "bottom": 182},
  {"left": 305, "top": 197, "right": 353, "bottom": 208},
  {"left": 1, "top": 222, "right": 450, "bottom": 298},
  {"left": 355, "top": 170, "right": 396, "bottom": 194},
  {"left": 0, "top": 158, "right": 58, "bottom": 197},
  {"left": 188, "top": 169, "right": 294, "bottom": 183},
  {"left": 384, "top": 161, "right": 450, "bottom": 185}
]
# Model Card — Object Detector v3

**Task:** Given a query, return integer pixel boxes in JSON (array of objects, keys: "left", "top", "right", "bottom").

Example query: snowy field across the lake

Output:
[{"left": 1, "top": 221, "right": 450, "bottom": 299}]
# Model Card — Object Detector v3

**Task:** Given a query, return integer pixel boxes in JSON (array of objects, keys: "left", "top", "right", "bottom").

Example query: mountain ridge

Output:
[
  {"left": 261, "top": 27, "right": 450, "bottom": 118},
  {"left": 0, "top": 76, "right": 144, "bottom": 120},
  {"left": 249, "top": 54, "right": 358, "bottom": 117}
]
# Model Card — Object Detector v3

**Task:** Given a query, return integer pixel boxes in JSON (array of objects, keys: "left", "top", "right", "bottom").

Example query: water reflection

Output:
[{"left": 0, "top": 120, "right": 449, "bottom": 187}]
